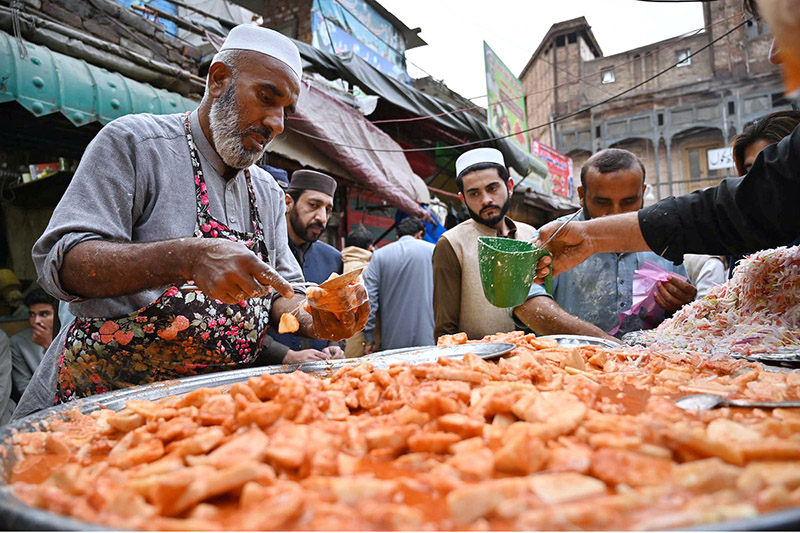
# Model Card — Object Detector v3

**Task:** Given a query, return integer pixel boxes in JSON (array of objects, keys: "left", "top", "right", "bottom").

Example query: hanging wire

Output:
[
  {"left": 11, "top": 0, "right": 29, "bottom": 60},
  {"left": 289, "top": 9, "right": 745, "bottom": 127},
  {"left": 287, "top": 18, "right": 750, "bottom": 154}
]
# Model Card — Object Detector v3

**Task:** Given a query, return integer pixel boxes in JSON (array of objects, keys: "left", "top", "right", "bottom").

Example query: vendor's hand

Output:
[
  {"left": 31, "top": 323, "right": 53, "bottom": 350},
  {"left": 533, "top": 221, "right": 594, "bottom": 282},
  {"left": 283, "top": 348, "right": 328, "bottom": 364},
  {"left": 322, "top": 345, "right": 345, "bottom": 359},
  {"left": 190, "top": 239, "right": 293, "bottom": 304},
  {"left": 654, "top": 275, "right": 697, "bottom": 313},
  {"left": 363, "top": 343, "right": 377, "bottom": 355}
]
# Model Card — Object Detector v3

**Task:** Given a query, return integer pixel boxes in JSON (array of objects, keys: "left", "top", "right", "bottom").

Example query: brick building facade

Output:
[{"left": 520, "top": 0, "right": 788, "bottom": 202}]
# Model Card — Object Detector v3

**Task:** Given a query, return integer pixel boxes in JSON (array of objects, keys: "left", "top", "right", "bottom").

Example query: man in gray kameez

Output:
[
  {"left": 14, "top": 25, "right": 364, "bottom": 419},
  {"left": 363, "top": 217, "right": 435, "bottom": 353}
]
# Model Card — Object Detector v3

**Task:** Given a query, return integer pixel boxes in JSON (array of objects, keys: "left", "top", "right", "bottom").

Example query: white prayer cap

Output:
[
  {"left": 455, "top": 147, "right": 506, "bottom": 177},
  {"left": 217, "top": 25, "right": 303, "bottom": 82}
]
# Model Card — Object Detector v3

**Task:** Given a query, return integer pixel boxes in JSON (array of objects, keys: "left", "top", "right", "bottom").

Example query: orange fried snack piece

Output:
[{"left": 278, "top": 313, "right": 300, "bottom": 334}]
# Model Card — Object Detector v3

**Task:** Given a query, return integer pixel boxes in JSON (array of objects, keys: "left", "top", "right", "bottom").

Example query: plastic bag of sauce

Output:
[{"left": 305, "top": 274, "right": 369, "bottom": 341}]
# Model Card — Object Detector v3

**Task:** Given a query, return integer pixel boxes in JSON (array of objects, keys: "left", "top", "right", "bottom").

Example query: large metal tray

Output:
[
  {"left": 0, "top": 343, "right": 515, "bottom": 530},
  {"left": 540, "top": 334, "right": 623, "bottom": 350},
  {"left": 2, "top": 340, "right": 799, "bottom": 531},
  {"left": 621, "top": 331, "right": 800, "bottom": 369}
]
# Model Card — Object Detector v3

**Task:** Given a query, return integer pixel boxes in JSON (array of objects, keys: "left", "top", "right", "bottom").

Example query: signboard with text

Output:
[
  {"left": 531, "top": 139, "right": 574, "bottom": 198},
  {"left": 311, "top": 0, "right": 411, "bottom": 83},
  {"left": 484, "top": 42, "right": 529, "bottom": 152},
  {"left": 707, "top": 147, "right": 735, "bottom": 170}
]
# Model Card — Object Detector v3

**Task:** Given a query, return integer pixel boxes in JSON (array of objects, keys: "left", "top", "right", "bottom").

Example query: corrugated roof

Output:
[{"left": 0, "top": 30, "right": 197, "bottom": 127}]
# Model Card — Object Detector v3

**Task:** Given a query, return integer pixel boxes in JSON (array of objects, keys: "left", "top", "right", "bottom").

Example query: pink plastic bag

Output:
[{"left": 608, "top": 261, "right": 687, "bottom": 335}]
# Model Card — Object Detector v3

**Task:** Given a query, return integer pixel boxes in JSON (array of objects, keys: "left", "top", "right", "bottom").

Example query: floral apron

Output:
[{"left": 56, "top": 113, "right": 272, "bottom": 403}]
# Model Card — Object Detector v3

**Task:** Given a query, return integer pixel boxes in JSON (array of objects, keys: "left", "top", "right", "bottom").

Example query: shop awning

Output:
[
  {"left": 0, "top": 30, "right": 197, "bottom": 127},
  {"left": 0, "top": 30, "right": 427, "bottom": 219},
  {"left": 293, "top": 40, "right": 535, "bottom": 177},
  {"left": 288, "top": 82, "right": 431, "bottom": 221},
  {"left": 523, "top": 189, "right": 580, "bottom": 216}
]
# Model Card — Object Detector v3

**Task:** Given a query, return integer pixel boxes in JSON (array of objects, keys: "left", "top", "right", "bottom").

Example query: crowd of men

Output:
[
  {"left": 2, "top": 137, "right": 760, "bottom": 425},
  {"left": 1, "top": 0, "right": 798, "bottom": 421}
]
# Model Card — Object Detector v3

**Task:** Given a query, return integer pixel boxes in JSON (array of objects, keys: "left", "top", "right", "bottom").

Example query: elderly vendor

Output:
[{"left": 15, "top": 25, "right": 360, "bottom": 418}]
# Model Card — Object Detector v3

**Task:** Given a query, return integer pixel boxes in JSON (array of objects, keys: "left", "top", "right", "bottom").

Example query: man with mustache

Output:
[
  {"left": 515, "top": 149, "right": 694, "bottom": 340},
  {"left": 15, "top": 25, "right": 364, "bottom": 419},
  {"left": 533, "top": 0, "right": 800, "bottom": 284},
  {"left": 267, "top": 170, "right": 345, "bottom": 358},
  {"left": 432, "top": 148, "right": 537, "bottom": 340}
]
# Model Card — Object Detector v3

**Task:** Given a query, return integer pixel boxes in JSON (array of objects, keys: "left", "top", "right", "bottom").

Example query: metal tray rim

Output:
[{"left": 2, "top": 340, "right": 799, "bottom": 531}]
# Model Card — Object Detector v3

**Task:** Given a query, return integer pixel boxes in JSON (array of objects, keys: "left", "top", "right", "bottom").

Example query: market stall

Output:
[{"left": 1, "top": 244, "right": 799, "bottom": 531}]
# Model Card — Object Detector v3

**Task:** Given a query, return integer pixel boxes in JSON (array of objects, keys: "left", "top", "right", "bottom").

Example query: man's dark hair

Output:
[
  {"left": 345, "top": 228, "right": 374, "bottom": 249},
  {"left": 397, "top": 217, "right": 425, "bottom": 237},
  {"left": 24, "top": 288, "right": 55, "bottom": 309},
  {"left": 455, "top": 162, "right": 510, "bottom": 193},
  {"left": 732, "top": 110, "right": 800, "bottom": 175},
  {"left": 580, "top": 148, "right": 646, "bottom": 188},
  {"left": 287, "top": 189, "right": 304, "bottom": 204}
]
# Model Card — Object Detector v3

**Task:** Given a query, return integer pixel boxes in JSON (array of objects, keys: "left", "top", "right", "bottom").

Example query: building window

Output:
[
  {"left": 727, "top": 101, "right": 736, "bottom": 115},
  {"left": 595, "top": 125, "right": 602, "bottom": 138},
  {"left": 676, "top": 49, "right": 691, "bottom": 67},
  {"left": 684, "top": 144, "right": 725, "bottom": 182},
  {"left": 601, "top": 68, "right": 615, "bottom": 84},
  {"left": 772, "top": 92, "right": 791, "bottom": 107},
  {"left": 688, "top": 149, "right": 701, "bottom": 180}
]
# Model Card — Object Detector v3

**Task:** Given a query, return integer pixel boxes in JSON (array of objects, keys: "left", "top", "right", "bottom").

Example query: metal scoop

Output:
[
  {"left": 535, "top": 208, "right": 583, "bottom": 249},
  {"left": 675, "top": 393, "right": 800, "bottom": 411}
]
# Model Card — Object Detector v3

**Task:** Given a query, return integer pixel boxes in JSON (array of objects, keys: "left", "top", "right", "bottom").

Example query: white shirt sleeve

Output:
[{"left": 693, "top": 257, "right": 727, "bottom": 299}]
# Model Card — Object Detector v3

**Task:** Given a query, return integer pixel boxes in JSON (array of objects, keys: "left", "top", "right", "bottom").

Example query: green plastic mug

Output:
[{"left": 477, "top": 236, "right": 553, "bottom": 308}]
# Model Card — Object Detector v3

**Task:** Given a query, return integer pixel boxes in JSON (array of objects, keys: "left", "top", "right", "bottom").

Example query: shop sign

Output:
[
  {"left": 531, "top": 139, "right": 574, "bottom": 198},
  {"left": 707, "top": 147, "right": 735, "bottom": 170},
  {"left": 311, "top": 2, "right": 411, "bottom": 83},
  {"left": 484, "top": 42, "right": 529, "bottom": 152}
]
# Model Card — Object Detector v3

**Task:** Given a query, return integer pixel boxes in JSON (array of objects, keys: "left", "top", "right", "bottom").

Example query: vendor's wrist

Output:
[{"left": 180, "top": 238, "right": 210, "bottom": 280}]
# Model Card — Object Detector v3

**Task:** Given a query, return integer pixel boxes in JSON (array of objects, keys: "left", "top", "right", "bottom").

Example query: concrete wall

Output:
[
  {"left": 581, "top": 33, "right": 711, "bottom": 105},
  {"left": 522, "top": 44, "right": 556, "bottom": 147},
  {"left": 259, "top": 0, "right": 314, "bottom": 43},
  {"left": 520, "top": 0, "right": 785, "bottom": 202}
]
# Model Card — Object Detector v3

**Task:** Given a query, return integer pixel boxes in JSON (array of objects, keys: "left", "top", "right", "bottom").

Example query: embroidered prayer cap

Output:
[
  {"left": 288, "top": 170, "right": 337, "bottom": 197},
  {"left": 217, "top": 24, "right": 303, "bottom": 82},
  {"left": 455, "top": 147, "right": 506, "bottom": 178}
]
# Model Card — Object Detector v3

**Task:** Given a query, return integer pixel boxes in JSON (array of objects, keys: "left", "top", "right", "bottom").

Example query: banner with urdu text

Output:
[{"left": 483, "top": 42, "right": 529, "bottom": 153}]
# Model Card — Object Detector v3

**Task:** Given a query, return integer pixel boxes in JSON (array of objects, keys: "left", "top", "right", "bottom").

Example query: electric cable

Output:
[
  {"left": 290, "top": 9, "right": 745, "bottom": 127},
  {"left": 287, "top": 18, "right": 750, "bottom": 154}
]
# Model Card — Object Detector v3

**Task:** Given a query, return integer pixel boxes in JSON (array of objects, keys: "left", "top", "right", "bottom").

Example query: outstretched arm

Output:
[
  {"left": 60, "top": 238, "right": 293, "bottom": 304},
  {"left": 514, "top": 296, "right": 617, "bottom": 341},
  {"left": 534, "top": 212, "right": 648, "bottom": 279}
]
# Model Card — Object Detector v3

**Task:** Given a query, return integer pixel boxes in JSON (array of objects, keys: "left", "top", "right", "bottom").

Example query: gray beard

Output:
[{"left": 208, "top": 83, "right": 267, "bottom": 170}]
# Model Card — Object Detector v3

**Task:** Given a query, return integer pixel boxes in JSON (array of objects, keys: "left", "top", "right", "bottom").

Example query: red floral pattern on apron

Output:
[{"left": 56, "top": 113, "right": 271, "bottom": 403}]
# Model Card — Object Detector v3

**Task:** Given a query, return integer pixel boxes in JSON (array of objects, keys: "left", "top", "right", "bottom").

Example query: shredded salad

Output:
[{"left": 639, "top": 245, "right": 800, "bottom": 357}]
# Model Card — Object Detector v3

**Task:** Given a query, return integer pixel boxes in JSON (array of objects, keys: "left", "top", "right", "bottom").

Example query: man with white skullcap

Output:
[
  {"left": 432, "top": 147, "right": 537, "bottom": 340},
  {"left": 17, "top": 25, "right": 359, "bottom": 419}
]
